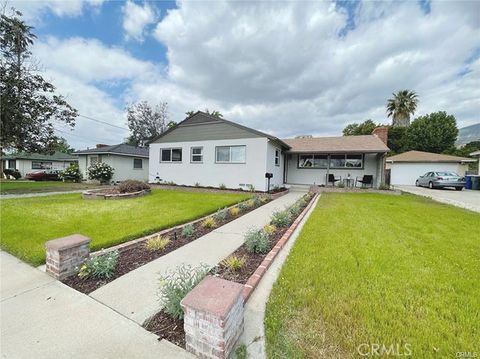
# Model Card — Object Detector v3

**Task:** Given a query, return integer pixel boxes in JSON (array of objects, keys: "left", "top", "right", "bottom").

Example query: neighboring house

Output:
[
  {"left": 386, "top": 150, "right": 476, "bottom": 185},
  {"left": 1, "top": 152, "right": 78, "bottom": 178},
  {"left": 148, "top": 111, "right": 390, "bottom": 191},
  {"left": 75, "top": 144, "right": 149, "bottom": 182},
  {"left": 469, "top": 150, "right": 480, "bottom": 175}
]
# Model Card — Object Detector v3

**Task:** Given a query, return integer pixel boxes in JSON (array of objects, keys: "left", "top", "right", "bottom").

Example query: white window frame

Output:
[
  {"left": 190, "top": 147, "right": 203, "bottom": 163},
  {"left": 215, "top": 145, "right": 246, "bottom": 164},
  {"left": 160, "top": 148, "right": 182, "bottom": 163},
  {"left": 274, "top": 148, "right": 280, "bottom": 166}
]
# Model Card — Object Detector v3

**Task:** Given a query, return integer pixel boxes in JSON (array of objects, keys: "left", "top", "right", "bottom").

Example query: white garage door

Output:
[{"left": 390, "top": 163, "right": 461, "bottom": 185}]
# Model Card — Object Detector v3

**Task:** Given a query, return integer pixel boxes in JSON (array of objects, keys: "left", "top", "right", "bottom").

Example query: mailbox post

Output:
[{"left": 265, "top": 172, "right": 273, "bottom": 193}]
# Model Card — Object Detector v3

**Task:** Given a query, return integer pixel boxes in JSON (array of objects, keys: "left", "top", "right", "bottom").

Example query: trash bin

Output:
[
  {"left": 465, "top": 175, "right": 472, "bottom": 190},
  {"left": 471, "top": 176, "right": 480, "bottom": 190}
]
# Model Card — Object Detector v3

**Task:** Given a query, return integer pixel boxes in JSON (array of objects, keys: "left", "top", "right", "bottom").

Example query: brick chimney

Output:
[
  {"left": 96, "top": 144, "right": 109, "bottom": 148},
  {"left": 372, "top": 127, "right": 388, "bottom": 145}
]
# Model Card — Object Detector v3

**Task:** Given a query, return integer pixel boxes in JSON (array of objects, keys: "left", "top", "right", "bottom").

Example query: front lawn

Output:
[
  {"left": 0, "top": 180, "right": 99, "bottom": 195},
  {"left": 265, "top": 193, "right": 479, "bottom": 358},
  {"left": 0, "top": 189, "right": 251, "bottom": 266}
]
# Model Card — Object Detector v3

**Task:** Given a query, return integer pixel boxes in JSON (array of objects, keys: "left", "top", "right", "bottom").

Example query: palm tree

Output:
[{"left": 386, "top": 90, "right": 418, "bottom": 127}]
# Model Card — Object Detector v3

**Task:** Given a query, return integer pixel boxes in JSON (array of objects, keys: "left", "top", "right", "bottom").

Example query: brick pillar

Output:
[
  {"left": 181, "top": 276, "right": 244, "bottom": 359},
  {"left": 45, "top": 234, "right": 90, "bottom": 280}
]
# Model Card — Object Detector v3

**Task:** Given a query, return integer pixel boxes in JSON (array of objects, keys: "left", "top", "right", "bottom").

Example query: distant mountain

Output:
[{"left": 457, "top": 123, "right": 480, "bottom": 146}]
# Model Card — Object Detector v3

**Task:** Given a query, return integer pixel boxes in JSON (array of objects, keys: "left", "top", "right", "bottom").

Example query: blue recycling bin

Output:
[{"left": 465, "top": 175, "right": 472, "bottom": 190}]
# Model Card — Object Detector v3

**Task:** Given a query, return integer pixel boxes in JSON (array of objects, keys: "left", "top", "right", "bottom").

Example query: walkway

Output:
[
  {"left": 0, "top": 189, "right": 91, "bottom": 200},
  {"left": 90, "top": 191, "right": 305, "bottom": 325},
  {"left": 396, "top": 185, "right": 480, "bottom": 213},
  {"left": 0, "top": 251, "right": 194, "bottom": 359}
]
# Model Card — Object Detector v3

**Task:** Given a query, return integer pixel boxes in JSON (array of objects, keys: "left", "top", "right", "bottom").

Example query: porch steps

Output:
[{"left": 286, "top": 184, "right": 310, "bottom": 193}]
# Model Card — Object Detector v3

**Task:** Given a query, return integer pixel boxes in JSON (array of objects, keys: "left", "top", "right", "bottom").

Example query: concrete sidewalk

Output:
[
  {"left": 90, "top": 191, "right": 305, "bottom": 325},
  {"left": 0, "top": 251, "right": 193, "bottom": 359},
  {"left": 0, "top": 189, "right": 91, "bottom": 200}
]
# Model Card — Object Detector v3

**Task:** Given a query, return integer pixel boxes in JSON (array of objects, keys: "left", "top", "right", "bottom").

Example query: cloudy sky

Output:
[{"left": 10, "top": 0, "right": 480, "bottom": 149}]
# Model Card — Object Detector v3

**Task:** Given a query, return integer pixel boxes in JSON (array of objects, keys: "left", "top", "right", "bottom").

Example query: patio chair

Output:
[
  {"left": 326, "top": 174, "right": 341, "bottom": 187},
  {"left": 355, "top": 175, "right": 374, "bottom": 188}
]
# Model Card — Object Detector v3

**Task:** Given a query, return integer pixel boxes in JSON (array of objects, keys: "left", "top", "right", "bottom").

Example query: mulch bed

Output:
[
  {"left": 62, "top": 198, "right": 271, "bottom": 294},
  {"left": 143, "top": 193, "right": 314, "bottom": 348},
  {"left": 144, "top": 310, "right": 185, "bottom": 348}
]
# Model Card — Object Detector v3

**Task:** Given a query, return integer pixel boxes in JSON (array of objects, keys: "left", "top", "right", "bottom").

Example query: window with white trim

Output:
[
  {"left": 160, "top": 148, "right": 182, "bottom": 162},
  {"left": 274, "top": 148, "right": 280, "bottom": 166},
  {"left": 191, "top": 147, "right": 203, "bottom": 163},
  {"left": 215, "top": 145, "right": 246, "bottom": 163}
]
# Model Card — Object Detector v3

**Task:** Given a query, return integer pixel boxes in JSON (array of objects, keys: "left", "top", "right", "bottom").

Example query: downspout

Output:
[
  {"left": 326, "top": 154, "right": 330, "bottom": 186},
  {"left": 283, "top": 151, "right": 288, "bottom": 185}
]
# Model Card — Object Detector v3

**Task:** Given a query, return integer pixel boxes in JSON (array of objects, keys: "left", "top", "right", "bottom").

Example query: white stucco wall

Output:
[
  {"left": 13, "top": 159, "right": 76, "bottom": 177},
  {"left": 78, "top": 154, "right": 149, "bottom": 182},
  {"left": 149, "top": 137, "right": 271, "bottom": 191},
  {"left": 388, "top": 162, "right": 469, "bottom": 185},
  {"left": 286, "top": 153, "right": 379, "bottom": 186},
  {"left": 265, "top": 142, "right": 285, "bottom": 189}
]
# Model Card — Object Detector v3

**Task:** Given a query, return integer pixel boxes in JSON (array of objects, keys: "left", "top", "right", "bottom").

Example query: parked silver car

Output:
[{"left": 415, "top": 171, "right": 466, "bottom": 191}]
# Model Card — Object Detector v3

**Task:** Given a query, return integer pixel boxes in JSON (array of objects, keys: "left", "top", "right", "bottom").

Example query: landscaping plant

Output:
[
  {"left": 270, "top": 210, "right": 292, "bottom": 228},
  {"left": 117, "top": 180, "right": 150, "bottom": 193},
  {"left": 158, "top": 263, "right": 210, "bottom": 319},
  {"left": 87, "top": 162, "right": 114, "bottom": 183},
  {"left": 145, "top": 235, "right": 170, "bottom": 251},
  {"left": 222, "top": 255, "right": 246, "bottom": 272},
  {"left": 3, "top": 168, "right": 21, "bottom": 180},
  {"left": 219, "top": 183, "right": 227, "bottom": 190},
  {"left": 238, "top": 201, "right": 249, "bottom": 211},
  {"left": 288, "top": 203, "right": 301, "bottom": 217},
  {"left": 202, "top": 217, "right": 217, "bottom": 228},
  {"left": 245, "top": 228, "right": 269, "bottom": 254},
  {"left": 78, "top": 250, "right": 119, "bottom": 279},
  {"left": 214, "top": 207, "right": 228, "bottom": 221},
  {"left": 59, "top": 163, "right": 82, "bottom": 182},
  {"left": 263, "top": 224, "right": 277, "bottom": 236},
  {"left": 182, "top": 223, "right": 194, "bottom": 237},
  {"left": 229, "top": 207, "right": 241, "bottom": 216}
]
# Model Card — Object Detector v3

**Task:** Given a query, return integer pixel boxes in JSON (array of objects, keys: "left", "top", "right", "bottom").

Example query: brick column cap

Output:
[
  {"left": 181, "top": 276, "right": 243, "bottom": 319},
  {"left": 45, "top": 234, "right": 90, "bottom": 251}
]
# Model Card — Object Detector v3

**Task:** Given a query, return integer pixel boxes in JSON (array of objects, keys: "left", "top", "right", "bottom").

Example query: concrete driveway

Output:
[{"left": 395, "top": 185, "right": 480, "bottom": 213}]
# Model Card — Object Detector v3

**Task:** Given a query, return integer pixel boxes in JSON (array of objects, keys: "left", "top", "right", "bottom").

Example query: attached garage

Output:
[{"left": 386, "top": 150, "right": 475, "bottom": 186}]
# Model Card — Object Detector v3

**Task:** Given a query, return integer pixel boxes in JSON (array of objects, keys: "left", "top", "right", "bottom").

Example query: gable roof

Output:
[
  {"left": 283, "top": 135, "right": 389, "bottom": 153},
  {"left": 386, "top": 150, "right": 475, "bottom": 163},
  {"left": 1, "top": 151, "right": 78, "bottom": 161},
  {"left": 74, "top": 144, "right": 149, "bottom": 158},
  {"left": 147, "top": 111, "right": 291, "bottom": 149}
]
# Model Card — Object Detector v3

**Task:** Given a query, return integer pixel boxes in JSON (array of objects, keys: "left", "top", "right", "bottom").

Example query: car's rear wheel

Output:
[
  {"left": 429, "top": 181, "right": 434, "bottom": 189},
  {"left": 455, "top": 187, "right": 463, "bottom": 191},
  {"left": 415, "top": 180, "right": 419, "bottom": 187}
]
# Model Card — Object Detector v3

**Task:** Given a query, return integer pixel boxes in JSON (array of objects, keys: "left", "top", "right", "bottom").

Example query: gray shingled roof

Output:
[
  {"left": 74, "top": 144, "right": 149, "bottom": 158},
  {"left": 1, "top": 151, "right": 78, "bottom": 161}
]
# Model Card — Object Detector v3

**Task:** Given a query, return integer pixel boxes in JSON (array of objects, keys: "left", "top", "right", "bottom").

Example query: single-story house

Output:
[
  {"left": 148, "top": 111, "right": 390, "bottom": 191},
  {"left": 386, "top": 150, "right": 476, "bottom": 185},
  {"left": 469, "top": 150, "right": 480, "bottom": 175},
  {"left": 75, "top": 144, "right": 149, "bottom": 182},
  {"left": 1, "top": 152, "right": 78, "bottom": 178}
]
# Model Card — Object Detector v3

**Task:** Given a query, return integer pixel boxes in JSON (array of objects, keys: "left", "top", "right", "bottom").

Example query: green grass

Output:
[
  {"left": 0, "top": 189, "right": 250, "bottom": 266},
  {"left": 265, "top": 193, "right": 479, "bottom": 358},
  {"left": 0, "top": 180, "right": 99, "bottom": 195}
]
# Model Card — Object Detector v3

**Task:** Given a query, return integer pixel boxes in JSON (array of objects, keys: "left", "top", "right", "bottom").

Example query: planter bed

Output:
[
  {"left": 62, "top": 197, "right": 271, "bottom": 294},
  {"left": 143, "top": 192, "right": 316, "bottom": 348},
  {"left": 82, "top": 188, "right": 151, "bottom": 200},
  {"left": 150, "top": 183, "right": 289, "bottom": 196}
]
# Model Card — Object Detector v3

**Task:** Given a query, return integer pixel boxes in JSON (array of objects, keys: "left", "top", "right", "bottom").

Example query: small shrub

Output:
[
  {"left": 219, "top": 183, "right": 227, "bottom": 190},
  {"left": 214, "top": 207, "right": 228, "bottom": 221},
  {"left": 194, "top": 182, "right": 201, "bottom": 187},
  {"left": 252, "top": 195, "right": 263, "bottom": 206},
  {"left": 263, "top": 224, "right": 277, "bottom": 236},
  {"left": 245, "top": 228, "right": 269, "bottom": 254},
  {"left": 59, "top": 163, "right": 82, "bottom": 182},
  {"left": 164, "top": 180, "right": 177, "bottom": 186},
  {"left": 271, "top": 210, "right": 292, "bottom": 228},
  {"left": 337, "top": 182, "right": 345, "bottom": 188},
  {"left": 202, "top": 217, "right": 217, "bottom": 228},
  {"left": 145, "top": 235, "right": 170, "bottom": 251},
  {"left": 288, "top": 204, "right": 301, "bottom": 217},
  {"left": 235, "top": 344, "right": 248, "bottom": 359},
  {"left": 229, "top": 207, "right": 241, "bottom": 216},
  {"left": 158, "top": 264, "right": 210, "bottom": 319},
  {"left": 78, "top": 250, "right": 119, "bottom": 279},
  {"left": 246, "top": 199, "right": 255, "bottom": 208},
  {"left": 3, "top": 168, "right": 21, "bottom": 180},
  {"left": 182, "top": 223, "right": 194, "bottom": 237},
  {"left": 117, "top": 180, "right": 150, "bottom": 193},
  {"left": 379, "top": 183, "right": 391, "bottom": 190},
  {"left": 247, "top": 184, "right": 255, "bottom": 192},
  {"left": 222, "top": 255, "right": 246, "bottom": 271},
  {"left": 87, "top": 162, "right": 114, "bottom": 183},
  {"left": 238, "top": 202, "right": 249, "bottom": 211}
]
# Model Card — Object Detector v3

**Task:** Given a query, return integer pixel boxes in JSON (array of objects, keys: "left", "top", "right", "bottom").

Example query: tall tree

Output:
[
  {"left": 405, "top": 111, "right": 458, "bottom": 153},
  {"left": 51, "top": 138, "right": 75, "bottom": 154},
  {"left": 343, "top": 119, "right": 377, "bottom": 136},
  {"left": 386, "top": 90, "right": 418, "bottom": 127},
  {"left": 126, "top": 101, "right": 170, "bottom": 146},
  {"left": 0, "top": 8, "right": 78, "bottom": 176}
]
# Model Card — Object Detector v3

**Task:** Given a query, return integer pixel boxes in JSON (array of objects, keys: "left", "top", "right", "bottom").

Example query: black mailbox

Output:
[{"left": 265, "top": 173, "right": 273, "bottom": 179}]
